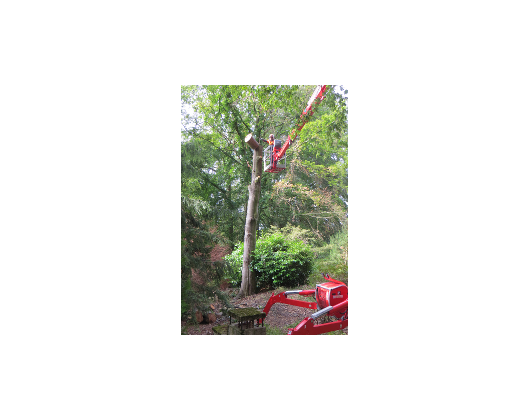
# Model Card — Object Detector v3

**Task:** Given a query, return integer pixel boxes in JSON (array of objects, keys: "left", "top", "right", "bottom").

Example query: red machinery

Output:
[
  {"left": 264, "top": 85, "right": 328, "bottom": 173},
  {"left": 262, "top": 274, "right": 348, "bottom": 335}
]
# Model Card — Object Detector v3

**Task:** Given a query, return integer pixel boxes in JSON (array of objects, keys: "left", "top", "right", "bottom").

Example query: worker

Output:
[
  {"left": 262, "top": 134, "right": 276, "bottom": 166},
  {"left": 261, "top": 134, "right": 283, "bottom": 168}
]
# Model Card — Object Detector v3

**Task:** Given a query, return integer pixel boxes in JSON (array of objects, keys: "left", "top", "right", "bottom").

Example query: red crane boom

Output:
[{"left": 265, "top": 85, "right": 328, "bottom": 173}]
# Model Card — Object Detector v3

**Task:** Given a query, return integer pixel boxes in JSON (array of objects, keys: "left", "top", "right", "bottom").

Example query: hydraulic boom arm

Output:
[{"left": 270, "top": 85, "right": 328, "bottom": 169}]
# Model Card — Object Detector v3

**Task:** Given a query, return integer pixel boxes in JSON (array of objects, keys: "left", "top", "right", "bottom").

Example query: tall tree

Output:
[{"left": 239, "top": 135, "right": 263, "bottom": 297}]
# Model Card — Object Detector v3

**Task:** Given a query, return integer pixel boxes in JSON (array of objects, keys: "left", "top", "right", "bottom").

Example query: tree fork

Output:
[{"left": 239, "top": 134, "right": 263, "bottom": 298}]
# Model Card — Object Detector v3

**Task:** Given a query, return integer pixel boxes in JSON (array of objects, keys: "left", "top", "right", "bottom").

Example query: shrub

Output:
[
  {"left": 224, "top": 232, "right": 314, "bottom": 290},
  {"left": 223, "top": 242, "right": 244, "bottom": 284},
  {"left": 309, "top": 228, "right": 348, "bottom": 286},
  {"left": 265, "top": 223, "right": 323, "bottom": 248}
]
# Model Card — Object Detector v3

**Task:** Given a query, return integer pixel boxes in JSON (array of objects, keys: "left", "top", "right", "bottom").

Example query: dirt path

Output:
[{"left": 181, "top": 287, "right": 348, "bottom": 335}]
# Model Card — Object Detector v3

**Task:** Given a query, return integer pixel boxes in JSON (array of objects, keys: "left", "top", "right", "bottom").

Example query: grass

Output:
[
  {"left": 322, "top": 329, "right": 347, "bottom": 335},
  {"left": 265, "top": 322, "right": 347, "bottom": 335},
  {"left": 265, "top": 322, "right": 299, "bottom": 335}
]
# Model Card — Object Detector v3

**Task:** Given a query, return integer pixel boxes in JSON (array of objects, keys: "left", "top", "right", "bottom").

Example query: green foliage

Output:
[
  {"left": 181, "top": 278, "right": 192, "bottom": 314},
  {"left": 308, "top": 225, "right": 348, "bottom": 287},
  {"left": 223, "top": 242, "right": 244, "bottom": 281},
  {"left": 224, "top": 232, "right": 314, "bottom": 290},
  {"left": 253, "top": 234, "right": 314, "bottom": 289},
  {"left": 181, "top": 194, "right": 231, "bottom": 320},
  {"left": 265, "top": 223, "right": 324, "bottom": 248}
]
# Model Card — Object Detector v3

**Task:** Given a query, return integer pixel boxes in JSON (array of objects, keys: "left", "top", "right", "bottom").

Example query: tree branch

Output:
[{"left": 182, "top": 127, "right": 243, "bottom": 166}]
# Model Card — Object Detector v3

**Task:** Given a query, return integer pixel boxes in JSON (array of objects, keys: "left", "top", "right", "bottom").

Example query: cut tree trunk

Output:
[
  {"left": 244, "top": 132, "right": 260, "bottom": 150},
  {"left": 239, "top": 134, "right": 263, "bottom": 298}
]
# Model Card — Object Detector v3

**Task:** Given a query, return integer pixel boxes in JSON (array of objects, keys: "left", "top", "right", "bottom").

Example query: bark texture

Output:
[{"left": 239, "top": 135, "right": 263, "bottom": 298}]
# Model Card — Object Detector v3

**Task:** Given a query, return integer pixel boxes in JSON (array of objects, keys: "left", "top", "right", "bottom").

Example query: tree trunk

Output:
[{"left": 239, "top": 135, "right": 263, "bottom": 298}]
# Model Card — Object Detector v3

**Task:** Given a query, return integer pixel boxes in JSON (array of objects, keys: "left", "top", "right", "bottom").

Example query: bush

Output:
[
  {"left": 223, "top": 242, "right": 244, "bottom": 283},
  {"left": 309, "top": 228, "right": 348, "bottom": 286},
  {"left": 265, "top": 223, "right": 323, "bottom": 248},
  {"left": 224, "top": 232, "right": 314, "bottom": 290}
]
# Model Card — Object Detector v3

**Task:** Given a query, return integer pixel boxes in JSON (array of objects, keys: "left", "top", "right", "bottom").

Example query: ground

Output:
[{"left": 181, "top": 286, "right": 348, "bottom": 335}]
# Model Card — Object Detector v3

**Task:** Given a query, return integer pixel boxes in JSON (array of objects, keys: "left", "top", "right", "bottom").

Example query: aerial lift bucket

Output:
[{"left": 264, "top": 146, "right": 286, "bottom": 173}]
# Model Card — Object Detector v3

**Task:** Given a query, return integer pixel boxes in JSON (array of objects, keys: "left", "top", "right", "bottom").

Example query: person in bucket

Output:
[{"left": 262, "top": 134, "right": 281, "bottom": 167}]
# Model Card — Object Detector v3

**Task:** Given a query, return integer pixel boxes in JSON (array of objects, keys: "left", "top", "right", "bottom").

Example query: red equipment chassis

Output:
[{"left": 262, "top": 274, "right": 348, "bottom": 335}]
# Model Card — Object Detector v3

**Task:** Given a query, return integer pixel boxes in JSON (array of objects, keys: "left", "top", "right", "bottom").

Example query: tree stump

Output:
[
  {"left": 195, "top": 311, "right": 203, "bottom": 324},
  {"left": 227, "top": 308, "right": 266, "bottom": 329},
  {"left": 203, "top": 313, "right": 216, "bottom": 324}
]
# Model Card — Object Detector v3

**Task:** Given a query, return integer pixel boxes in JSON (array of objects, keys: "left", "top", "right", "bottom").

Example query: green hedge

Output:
[{"left": 224, "top": 232, "right": 314, "bottom": 290}]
